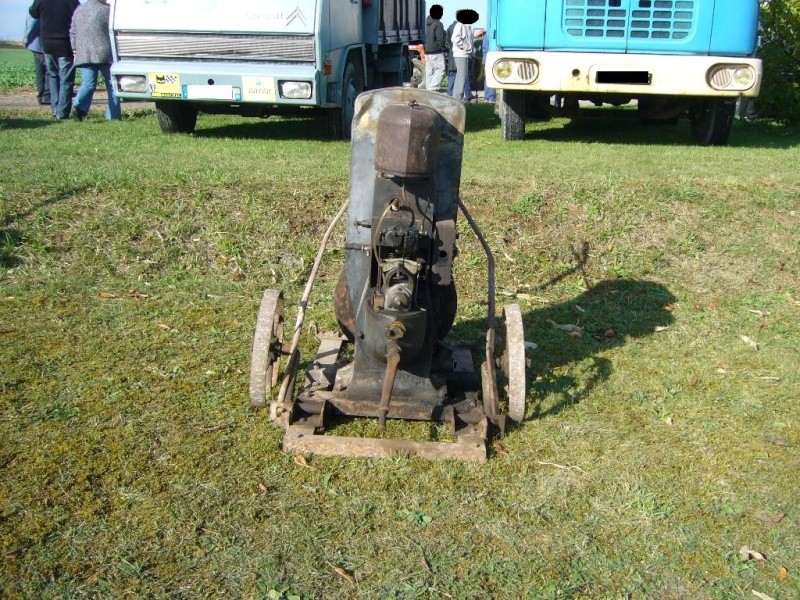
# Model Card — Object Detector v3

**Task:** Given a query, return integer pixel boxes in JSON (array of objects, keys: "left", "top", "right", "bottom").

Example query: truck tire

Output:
[
  {"left": 155, "top": 101, "right": 198, "bottom": 134},
  {"left": 500, "top": 90, "right": 526, "bottom": 141},
  {"left": 328, "top": 59, "right": 363, "bottom": 141},
  {"left": 690, "top": 99, "right": 735, "bottom": 146}
]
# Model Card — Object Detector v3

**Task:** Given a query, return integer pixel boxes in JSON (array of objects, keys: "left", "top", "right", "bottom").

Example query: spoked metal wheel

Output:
[
  {"left": 249, "top": 289, "right": 285, "bottom": 407},
  {"left": 500, "top": 304, "right": 526, "bottom": 423}
]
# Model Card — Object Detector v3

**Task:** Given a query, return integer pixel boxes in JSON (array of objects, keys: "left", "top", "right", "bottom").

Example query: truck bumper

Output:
[
  {"left": 111, "top": 60, "right": 323, "bottom": 106},
  {"left": 485, "top": 51, "right": 762, "bottom": 98}
]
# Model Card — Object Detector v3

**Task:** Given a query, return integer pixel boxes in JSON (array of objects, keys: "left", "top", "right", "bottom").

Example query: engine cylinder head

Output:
[{"left": 374, "top": 101, "right": 442, "bottom": 179}]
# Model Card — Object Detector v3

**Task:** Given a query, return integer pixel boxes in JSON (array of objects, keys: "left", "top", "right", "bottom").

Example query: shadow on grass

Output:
[
  {"left": 522, "top": 113, "right": 799, "bottom": 148},
  {"left": 192, "top": 103, "right": 501, "bottom": 140},
  {"left": 1, "top": 186, "right": 89, "bottom": 268},
  {"left": 448, "top": 277, "right": 675, "bottom": 422},
  {"left": 0, "top": 227, "right": 25, "bottom": 268},
  {"left": 464, "top": 102, "right": 500, "bottom": 132},
  {"left": 193, "top": 115, "right": 334, "bottom": 141},
  {"left": 521, "top": 278, "right": 676, "bottom": 419},
  {"left": 0, "top": 116, "right": 58, "bottom": 131}
]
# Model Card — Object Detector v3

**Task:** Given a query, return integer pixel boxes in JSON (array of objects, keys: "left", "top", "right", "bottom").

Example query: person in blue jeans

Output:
[
  {"left": 70, "top": 0, "right": 121, "bottom": 121},
  {"left": 29, "top": 0, "right": 79, "bottom": 119},
  {"left": 446, "top": 18, "right": 471, "bottom": 100},
  {"left": 23, "top": 16, "right": 51, "bottom": 105},
  {"left": 481, "top": 34, "right": 496, "bottom": 103}
]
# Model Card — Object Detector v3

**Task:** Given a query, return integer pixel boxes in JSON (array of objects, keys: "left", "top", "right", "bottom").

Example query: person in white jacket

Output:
[{"left": 450, "top": 9, "right": 477, "bottom": 101}]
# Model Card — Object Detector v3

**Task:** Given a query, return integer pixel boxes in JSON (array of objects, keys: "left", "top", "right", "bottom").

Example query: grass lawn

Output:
[
  {"left": 1, "top": 85, "right": 799, "bottom": 598},
  {"left": 0, "top": 48, "right": 36, "bottom": 89},
  {"left": 0, "top": 47, "right": 89, "bottom": 90}
]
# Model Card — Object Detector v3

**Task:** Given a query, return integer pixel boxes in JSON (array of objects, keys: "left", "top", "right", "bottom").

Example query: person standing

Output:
[
  {"left": 23, "top": 14, "right": 51, "bottom": 106},
  {"left": 481, "top": 32, "right": 496, "bottom": 103},
  {"left": 29, "top": 0, "right": 80, "bottom": 120},
  {"left": 451, "top": 9, "right": 477, "bottom": 102},
  {"left": 424, "top": 4, "right": 447, "bottom": 91},
  {"left": 445, "top": 19, "right": 469, "bottom": 98},
  {"left": 70, "top": 0, "right": 121, "bottom": 121}
]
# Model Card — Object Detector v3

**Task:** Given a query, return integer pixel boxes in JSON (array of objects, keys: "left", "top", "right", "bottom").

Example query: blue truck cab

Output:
[
  {"left": 484, "top": 0, "right": 762, "bottom": 144},
  {"left": 110, "top": 0, "right": 424, "bottom": 138}
]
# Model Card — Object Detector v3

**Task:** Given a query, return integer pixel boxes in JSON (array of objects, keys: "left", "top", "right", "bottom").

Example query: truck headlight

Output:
[
  {"left": 707, "top": 64, "right": 756, "bottom": 91},
  {"left": 117, "top": 75, "right": 147, "bottom": 93},
  {"left": 492, "top": 59, "right": 539, "bottom": 85},
  {"left": 279, "top": 81, "right": 312, "bottom": 99}
]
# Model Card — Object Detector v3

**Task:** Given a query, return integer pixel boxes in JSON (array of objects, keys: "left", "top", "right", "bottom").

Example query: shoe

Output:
[{"left": 72, "top": 108, "right": 87, "bottom": 122}]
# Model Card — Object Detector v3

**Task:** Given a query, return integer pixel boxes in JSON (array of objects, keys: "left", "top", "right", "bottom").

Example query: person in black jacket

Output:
[
  {"left": 424, "top": 5, "right": 447, "bottom": 91},
  {"left": 29, "top": 0, "right": 80, "bottom": 119}
]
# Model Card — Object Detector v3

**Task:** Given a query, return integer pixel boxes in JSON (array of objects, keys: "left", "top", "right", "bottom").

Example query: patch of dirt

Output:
[
  {"left": 0, "top": 87, "right": 152, "bottom": 113},
  {"left": 0, "top": 87, "right": 52, "bottom": 111}
]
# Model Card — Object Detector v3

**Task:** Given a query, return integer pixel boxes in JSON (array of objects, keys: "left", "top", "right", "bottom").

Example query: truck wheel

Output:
[
  {"left": 328, "top": 59, "right": 363, "bottom": 141},
  {"left": 690, "top": 99, "right": 735, "bottom": 146},
  {"left": 155, "top": 101, "right": 198, "bottom": 134},
  {"left": 500, "top": 90, "right": 526, "bottom": 141}
]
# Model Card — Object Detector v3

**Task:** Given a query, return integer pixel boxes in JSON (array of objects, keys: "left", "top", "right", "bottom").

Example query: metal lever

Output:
[{"left": 377, "top": 340, "right": 401, "bottom": 431}]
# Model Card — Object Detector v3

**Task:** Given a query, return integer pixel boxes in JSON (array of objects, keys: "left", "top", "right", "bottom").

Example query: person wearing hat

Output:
[
  {"left": 481, "top": 32, "right": 496, "bottom": 103},
  {"left": 450, "top": 9, "right": 478, "bottom": 101},
  {"left": 424, "top": 4, "right": 447, "bottom": 91},
  {"left": 70, "top": 0, "right": 121, "bottom": 121}
]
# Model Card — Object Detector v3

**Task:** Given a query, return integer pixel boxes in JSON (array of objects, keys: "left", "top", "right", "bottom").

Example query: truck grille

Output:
[
  {"left": 115, "top": 32, "right": 315, "bottom": 63},
  {"left": 563, "top": 0, "right": 695, "bottom": 40}
]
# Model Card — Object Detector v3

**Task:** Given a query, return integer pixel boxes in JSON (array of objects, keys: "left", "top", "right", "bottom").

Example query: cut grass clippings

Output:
[{"left": 1, "top": 89, "right": 799, "bottom": 599}]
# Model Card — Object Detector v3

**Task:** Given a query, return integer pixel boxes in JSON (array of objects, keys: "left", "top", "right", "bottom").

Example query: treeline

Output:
[{"left": 759, "top": 0, "right": 800, "bottom": 123}]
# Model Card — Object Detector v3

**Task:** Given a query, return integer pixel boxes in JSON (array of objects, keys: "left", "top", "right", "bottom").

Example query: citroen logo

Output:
[{"left": 286, "top": 8, "right": 306, "bottom": 27}]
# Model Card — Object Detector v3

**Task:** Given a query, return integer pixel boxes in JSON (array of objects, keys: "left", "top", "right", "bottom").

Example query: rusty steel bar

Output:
[
  {"left": 456, "top": 197, "right": 499, "bottom": 419},
  {"left": 377, "top": 340, "right": 402, "bottom": 431},
  {"left": 276, "top": 198, "right": 350, "bottom": 407}
]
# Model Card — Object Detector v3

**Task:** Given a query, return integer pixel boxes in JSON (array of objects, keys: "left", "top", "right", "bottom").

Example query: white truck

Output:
[{"left": 110, "top": 0, "right": 424, "bottom": 138}]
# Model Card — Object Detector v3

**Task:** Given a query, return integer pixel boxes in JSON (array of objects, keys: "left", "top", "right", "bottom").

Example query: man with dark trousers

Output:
[
  {"left": 23, "top": 15, "right": 51, "bottom": 106},
  {"left": 29, "top": 0, "right": 80, "bottom": 120}
]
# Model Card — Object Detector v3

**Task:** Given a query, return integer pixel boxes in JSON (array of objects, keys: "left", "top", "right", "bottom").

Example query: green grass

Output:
[
  {"left": 0, "top": 47, "right": 89, "bottom": 89},
  {"left": 0, "top": 48, "right": 36, "bottom": 88},
  {"left": 1, "top": 98, "right": 799, "bottom": 599}
]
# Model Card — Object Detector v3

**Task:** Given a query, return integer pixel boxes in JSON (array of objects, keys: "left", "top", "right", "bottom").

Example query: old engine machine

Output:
[{"left": 249, "top": 89, "right": 525, "bottom": 461}]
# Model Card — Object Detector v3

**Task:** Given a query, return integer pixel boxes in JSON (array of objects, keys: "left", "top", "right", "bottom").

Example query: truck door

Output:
[
  {"left": 328, "top": 0, "right": 362, "bottom": 51},
  {"left": 494, "top": 0, "right": 547, "bottom": 50}
]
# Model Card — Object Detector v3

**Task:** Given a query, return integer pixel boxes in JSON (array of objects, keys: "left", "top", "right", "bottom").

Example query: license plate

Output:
[
  {"left": 182, "top": 85, "right": 241, "bottom": 101},
  {"left": 148, "top": 72, "right": 181, "bottom": 98},
  {"left": 241, "top": 76, "right": 277, "bottom": 102}
]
